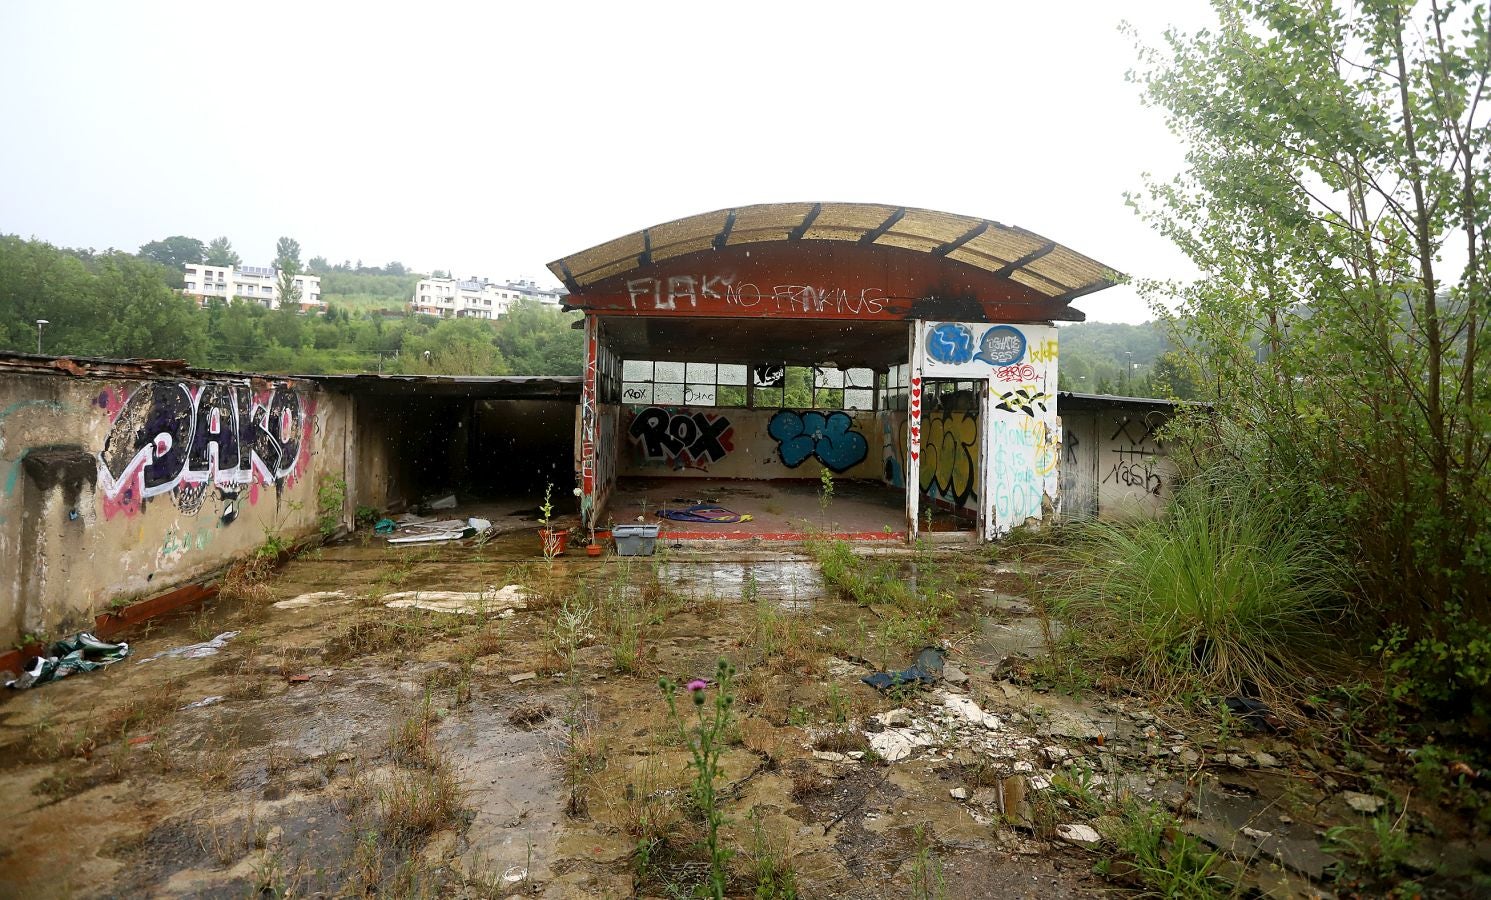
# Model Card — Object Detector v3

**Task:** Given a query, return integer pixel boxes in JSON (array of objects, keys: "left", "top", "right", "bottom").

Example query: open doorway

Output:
[{"left": 917, "top": 379, "right": 984, "bottom": 533}]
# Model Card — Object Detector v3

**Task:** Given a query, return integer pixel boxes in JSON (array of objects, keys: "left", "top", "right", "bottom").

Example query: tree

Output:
[
  {"left": 307, "top": 255, "right": 330, "bottom": 274},
  {"left": 205, "top": 236, "right": 241, "bottom": 266},
  {"left": 138, "top": 235, "right": 205, "bottom": 270},
  {"left": 1130, "top": 2, "right": 1490, "bottom": 619},
  {"left": 274, "top": 236, "right": 302, "bottom": 308}
]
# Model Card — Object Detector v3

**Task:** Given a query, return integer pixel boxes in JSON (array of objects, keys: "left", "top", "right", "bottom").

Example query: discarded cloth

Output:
[
  {"left": 862, "top": 646, "right": 945, "bottom": 691},
  {"left": 383, "top": 586, "right": 529, "bottom": 616},
  {"left": 384, "top": 517, "right": 477, "bottom": 544},
  {"left": 658, "top": 504, "right": 754, "bottom": 524},
  {"left": 137, "top": 631, "right": 239, "bottom": 663},
  {"left": 273, "top": 591, "right": 351, "bottom": 610},
  {"left": 6, "top": 632, "right": 131, "bottom": 690},
  {"left": 374, "top": 518, "right": 397, "bottom": 534}
]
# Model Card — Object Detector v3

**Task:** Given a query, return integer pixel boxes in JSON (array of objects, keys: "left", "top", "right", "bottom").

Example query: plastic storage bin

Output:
[{"left": 612, "top": 523, "right": 660, "bottom": 556}]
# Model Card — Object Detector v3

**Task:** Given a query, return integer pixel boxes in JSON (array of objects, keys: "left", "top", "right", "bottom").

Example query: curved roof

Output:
[{"left": 548, "top": 201, "right": 1122, "bottom": 303}]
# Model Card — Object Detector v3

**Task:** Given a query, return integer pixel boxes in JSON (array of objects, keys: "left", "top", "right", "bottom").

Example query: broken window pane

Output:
[
  {"left": 845, "top": 388, "right": 873, "bottom": 410},
  {"left": 622, "top": 359, "right": 653, "bottom": 380},
  {"left": 716, "top": 385, "right": 747, "bottom": 406},
  {"left": 845, "top": 367, "right": 873, "bottom": 388},
  {"left": 814, "top": 367, "right": 844, "bottom": 388},
  {"left": 718, "top": 364, "right": 747, "bottom": 385},
  {"left": 753, "top": 364, "right": 785, "bottom": 387},
  {"left": 654, "top": 361, "right": 685, "bottom": 383}
]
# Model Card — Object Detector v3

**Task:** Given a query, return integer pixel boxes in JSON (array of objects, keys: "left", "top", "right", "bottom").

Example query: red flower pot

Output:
[{"left": 539, "top": 528, "right": 569, "bottom": 556}]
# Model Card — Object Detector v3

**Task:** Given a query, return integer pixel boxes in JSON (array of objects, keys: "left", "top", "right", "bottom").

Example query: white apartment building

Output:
[
  {"left": 410, "top": 277, "right": 566, "bottom": 319},
  {"left": 183, "top": 264, "right": 322, "bottom": 311}
]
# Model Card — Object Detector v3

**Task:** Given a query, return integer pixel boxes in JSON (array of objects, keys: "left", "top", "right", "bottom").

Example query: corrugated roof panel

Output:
[
  {"left": 652, "top": 235, "right": 717, "bottom": 262},
  {"left": 576, "top": 257, "right": 641, "bottom": 286},
  {"left": 1026, "top": 247, "right": 1112, "bottom": 288},
  {"left": 733, "top": 202, "right": 815, "bottom": 234},
  {"left": 566, "top": 232, "right": 647, "bottom": 280},
  {"left": 726, "top": 229, "right": 796, "bottom": 245},
  {"left": 1009, "top": 268, "right": 1068, "bottom": 295},
  {"left": 650, "top": 210, "right": 730, "bottom": 253},
  {"left": 814, "top": 204, "right": 900, "bottom": 232},
  {"left": 547, "top": 202, "right": 1123, "bottom": 303},
  {"left": 964, "top": 228, "right": 1044, "bottom": 264},
  {"left": 802, "top": 225, "right": 869, "bottom": 241},
  {"left": 874, "top": 232, "right": 944, "bottom": 253},
  {"left": 893, "top": 209, "right": 980, "bottom": 245}
]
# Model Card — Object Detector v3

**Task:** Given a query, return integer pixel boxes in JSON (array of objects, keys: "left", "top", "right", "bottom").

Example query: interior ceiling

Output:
[
  {"left": 601, "top": 317, "right": 909, "bottom": 369},
  {"left": 549, "top": 201, "right": 1122, "bottom": 302}
]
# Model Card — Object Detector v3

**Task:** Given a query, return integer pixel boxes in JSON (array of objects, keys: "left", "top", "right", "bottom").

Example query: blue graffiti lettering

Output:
[{"left": 767, "top": 410, "right": 869, "bottom": 473}]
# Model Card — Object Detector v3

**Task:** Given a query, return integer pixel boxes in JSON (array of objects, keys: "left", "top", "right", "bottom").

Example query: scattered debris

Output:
[
  {"left": 507, "top": 702, "right": 554, "bottom": 729},
  {"left": 137, "top": 631, "right": 239, "bottom": 663},
  {"left": 287, "top": 674, "right": 313, "bottom": 684},
  {"left": 6, "top": 632, "right": 131, "bottom": 689},
  {"left": 1056, "top": 823, "right": 1102, "bottom": 847},
  {"left": 938, "top": 691, "right": 1001, "bottom": 729},
  {"left": 273, "top": 590, "right": 350, "bottom": 610},
  {"left": 508, "top": 672, "right": 537, "bottom": 684},
  {"left": 1223, "top": 695, "right": 1288, "bottom": 732},
  {"left": 942, "top": 662, "right": 970, "bottom": 685},
  {"left": 383, "top": 587, "right": 529, "bottom": 616},
  {"left": 862, "top": 646, "right": 945, "bottom": 691},
  {"left": 426, "top": 493, "right": 458, "bottom": 510},
  {"left": 949, "top": 787, "right": 968, "bottom": 800},
  {"left": 181, "top": 696, "right": 224, "bottom": 710},
  {"left": 1343, "top": 791, "right": 1385, "bottom": 814}
]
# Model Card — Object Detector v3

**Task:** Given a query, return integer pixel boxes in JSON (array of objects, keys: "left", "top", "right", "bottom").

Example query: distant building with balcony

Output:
[
  {"left": 183, "top": 264, "right": 322, "bottom": 311},
  {"left": 410, "top": 276, "right": 566, "bottom": 318}
]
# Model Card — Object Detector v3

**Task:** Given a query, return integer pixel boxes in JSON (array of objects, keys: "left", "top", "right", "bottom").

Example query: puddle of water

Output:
[{"left": 660, "top": 561, "right": 823, "bottom": 601}]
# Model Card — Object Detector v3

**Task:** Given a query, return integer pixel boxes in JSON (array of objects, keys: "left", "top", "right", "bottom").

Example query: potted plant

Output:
[
  {"left": 585, "top": 527, "right": 604, "bottom": 557},
  {"left": 538, "top": 484, "right": 569, "bottom": 557}
]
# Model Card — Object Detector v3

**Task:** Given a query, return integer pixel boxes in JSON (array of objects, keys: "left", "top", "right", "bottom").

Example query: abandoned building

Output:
[{"left": 0, "top": 202, "right": 1178, "bottom": 650}]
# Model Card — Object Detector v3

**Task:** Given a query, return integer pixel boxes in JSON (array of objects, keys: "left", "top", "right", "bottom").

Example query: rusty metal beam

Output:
[
  {"left": 556, "top": 260, "right": 582, "bottom": 295},
  {"left": 932, "top": 221, "right": 989, "bottom": 256},
  {"left": 859, "top": 207, "right": 907, "bottom": 244},
  {"left": 713, "top": 209, "right": 737, "bottom": 250},
  {"left": 991, "top": 241, "right": 1056, "bottom": 278},
  {"left": 789, "top": 203, "right": 822, "bottom": 240}
]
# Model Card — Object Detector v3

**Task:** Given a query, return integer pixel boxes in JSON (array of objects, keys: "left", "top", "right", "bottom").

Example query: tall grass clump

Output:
[{"left": 1049, "top": 468, "right": 1351, "bottom": 705}]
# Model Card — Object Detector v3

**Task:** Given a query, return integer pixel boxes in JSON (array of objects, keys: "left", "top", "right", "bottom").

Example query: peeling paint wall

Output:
[
  {"left": 0, "top": 371, "right": 349, "bottom": 646},
  {"left": 616, "top": 406, "right": 882, "bottom": 481}
]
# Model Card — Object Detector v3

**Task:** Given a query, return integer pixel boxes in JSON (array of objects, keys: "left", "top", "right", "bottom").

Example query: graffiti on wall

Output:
[
  {"left": 988, "top": 415, "right": 1044, "bottom": 527},
  {"left": 95, "top": 382, "right": 312, "bottom": 521},
  {"left": 925, "top": 323, "right": 1035, "bottom": 367},
  {"left": 919, "top": 410, "right": 979, "bottom": 507},
  {"left": 993, "top": 387, "right": 1051, "bottom": 417},
  {"left": 1103, "top": 415, "right": 1166, "bottom": 497},
  {"left": 627, "top": 407, "right": 735, "bottom": 470},
  {"left": 767, "top": 411, "right": 869, "bottom": 473},
  {"left": 623, "top": 274, "right": 889, "bottom": 317}
]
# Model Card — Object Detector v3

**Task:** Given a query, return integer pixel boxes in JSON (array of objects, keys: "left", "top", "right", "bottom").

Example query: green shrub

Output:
[
  {"left": 1048, "top": 468, "right": 1351, "bottom": 703},
  {"left": 1380, "top": 604, "right": 1491, "bottom": 727}
]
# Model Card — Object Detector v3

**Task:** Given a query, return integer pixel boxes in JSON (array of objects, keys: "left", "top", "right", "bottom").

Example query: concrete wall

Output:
[
  {"left": 0, "top": 370, "right": 350, "bottom": 646},
  {"left": 1056, "top": 405, "right": 1176, "bottom": 520},
  {"left": 616, "top": 405, "right": 882, "bottom": 481}
]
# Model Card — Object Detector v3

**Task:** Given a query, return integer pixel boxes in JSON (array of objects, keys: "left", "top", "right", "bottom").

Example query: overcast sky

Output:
[{"left": 1, "top": 1, "right": 1212, "bottom": 324}]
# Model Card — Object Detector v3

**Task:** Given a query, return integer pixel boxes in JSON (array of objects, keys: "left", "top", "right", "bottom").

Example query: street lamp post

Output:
[{"left": 35, "top": 319, "right": 49, "bottom": 355}]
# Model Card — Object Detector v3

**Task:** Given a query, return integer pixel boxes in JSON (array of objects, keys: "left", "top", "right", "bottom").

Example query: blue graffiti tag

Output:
[
  {"left": 974, "top": 325, "right": 1026, "bottom": 365},
  {"left": 925, "top": 323, "right": 974, "bottom": 364},
  {"left": 767, "top": 410, "right": 869, "bottom": 473}
]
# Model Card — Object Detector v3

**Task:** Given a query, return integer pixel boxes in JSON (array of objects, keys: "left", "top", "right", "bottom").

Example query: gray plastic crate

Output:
[{"left": 612, "top": 523, "right": 660, "bottom": 556}]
